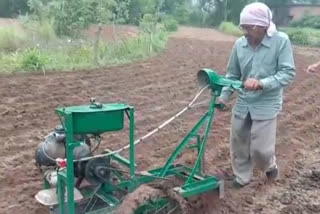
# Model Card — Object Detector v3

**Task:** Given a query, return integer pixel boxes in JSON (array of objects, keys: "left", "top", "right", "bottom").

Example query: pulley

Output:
[{"left": 85, "top": 157, "right": 111, "bottom": 185}]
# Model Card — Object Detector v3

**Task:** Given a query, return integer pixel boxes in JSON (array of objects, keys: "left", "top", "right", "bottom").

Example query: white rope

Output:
[
  {"left": 75, "top": 84, "right": 210, "bottom": 162},
  {"left": 42, "top": 85, "right": 208, "bottom": 164},
  {"left": 190, "top": 99, "right": 210, "bottom": 108}
]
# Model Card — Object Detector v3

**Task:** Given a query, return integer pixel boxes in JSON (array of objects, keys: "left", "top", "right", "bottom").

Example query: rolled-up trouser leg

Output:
[
  {"left": 250, "top": 117, "right": 277, "bottom": 172},
  {"left": 230, "top": 113, "right": 253, "bottom": 185}
]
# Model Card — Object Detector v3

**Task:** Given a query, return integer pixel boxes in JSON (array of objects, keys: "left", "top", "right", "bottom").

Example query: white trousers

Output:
[{"left": 230, "top": 113, "right": 277, "bottom": 185}]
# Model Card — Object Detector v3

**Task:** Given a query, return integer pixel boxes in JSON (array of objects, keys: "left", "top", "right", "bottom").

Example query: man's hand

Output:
[
  {"left": 216, "top": 97, "right": 227, "bottom": 105},
  {"left": 244, "top": 78, "right": 263, "bottom": 90},
  {"left": 216, "top": 97, "right": 229, "bottom": 111},
  {"left": 307, "top": 65, "right": 317, "bottom": 73},
  {"left": 306, "top": 62, "right": 320, "bottom": 74}
]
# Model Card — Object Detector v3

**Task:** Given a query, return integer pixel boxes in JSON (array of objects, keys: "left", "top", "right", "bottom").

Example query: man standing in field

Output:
[{"left": 217, "top": 2, "right": 296, "bottom": 188}]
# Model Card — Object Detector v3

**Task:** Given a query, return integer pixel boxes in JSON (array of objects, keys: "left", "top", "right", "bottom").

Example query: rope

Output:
[
  {"left": 40, "top": 85, "right": 210, "bottom": 164},
  {"left": 75, "top": 84, "right": 209, "bottom": 162}
]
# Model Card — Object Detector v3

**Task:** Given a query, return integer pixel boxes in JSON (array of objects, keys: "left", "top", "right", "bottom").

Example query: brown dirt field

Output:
[
  {"left": 1, "top": 26, "right": 320, "bottom": 214},
  {"left": 0, "top": 18, "right": 21, "bottom": 27}
]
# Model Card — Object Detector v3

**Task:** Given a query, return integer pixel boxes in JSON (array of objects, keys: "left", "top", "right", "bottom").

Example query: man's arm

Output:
[
  {"left": 219, "top": 44, "right": 242, "bottom": 102},
  {"left": 259, "top": 37, "right": 296, "bottom": 90}
]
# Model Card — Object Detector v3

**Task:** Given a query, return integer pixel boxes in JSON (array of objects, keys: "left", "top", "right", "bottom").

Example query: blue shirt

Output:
[{"left": 220, "top": 31, "right": 296, "bottom": 120}]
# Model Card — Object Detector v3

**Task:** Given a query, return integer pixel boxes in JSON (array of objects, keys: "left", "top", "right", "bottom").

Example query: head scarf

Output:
[{"left": 239, "top": 2, "right": 277, "bottom": 37}]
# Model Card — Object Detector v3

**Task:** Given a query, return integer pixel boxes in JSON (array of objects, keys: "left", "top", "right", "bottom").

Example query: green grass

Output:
[
  {"left": 0, "top": 17, "right": 58, "bottom": 53},
  {"left": 0, "top": 26, "right": 28, "bottom": 52},
  {"left": 0, "top": 30, "right": 169, "bottom": 73},
  {"left": 217, "top": 21, "right": 320, "bottom": 47},
  {"left": 38, "top": 18, "right": 57, "bottom": 43},
  {"left": 161, "top": 16, "right": 179, "bottom": 32},
  {"left": 0, "top": 15, "right": 170, "bottom": 74},
  {"left": 280, "top": 27, "right": 320, "bottom": 46},
  {"left": 219, "top": 21, "right": 243, "bottom": 37}
]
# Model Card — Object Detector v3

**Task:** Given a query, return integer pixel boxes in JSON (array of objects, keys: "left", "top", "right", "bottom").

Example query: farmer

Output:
[{"left": 217, "top": 2, "right": 296, "bottom": 188}]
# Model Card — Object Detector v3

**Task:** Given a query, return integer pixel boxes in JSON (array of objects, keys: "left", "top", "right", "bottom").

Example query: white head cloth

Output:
[{"left": 239, "top": 2, "right": 277, "bottom": 37}]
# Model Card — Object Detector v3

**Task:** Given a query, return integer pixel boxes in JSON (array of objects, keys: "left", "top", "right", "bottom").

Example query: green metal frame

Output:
[
  {"left": 40, "top": 69, "right": 243, "bottom": 214},
  {"left": 55, "top": 103, "right": 136, "bottom": 214}
]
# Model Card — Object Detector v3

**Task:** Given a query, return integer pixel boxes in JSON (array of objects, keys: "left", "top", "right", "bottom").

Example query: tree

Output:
[
  {"left": 28, "top": 0, "right": 116, "bottom": 37},
  {"left": 113, "top": 0, "right": 131, "bottom": 24},
  {"left": 261, "top": 0, "right": 293, "bottom": 7},
  {"left": 0, "top": 0, "right": 29, "bottom": 17},
  {"left": 128, "top": 0, "right": 158, "bottom": 24},
  {"left": 160, "top": 0, "right": 190, "bottom": 23},
  {"left": 198, "top": 0, "right": 252, "bottom": 25}
]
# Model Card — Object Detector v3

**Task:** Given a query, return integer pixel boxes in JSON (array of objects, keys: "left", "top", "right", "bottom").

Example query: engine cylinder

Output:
[{"left": 35, "top": 125, "right": 91, "bottom": 166}]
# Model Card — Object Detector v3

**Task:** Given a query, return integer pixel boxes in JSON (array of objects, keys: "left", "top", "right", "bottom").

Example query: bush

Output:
[
  {"left": 187, "top": 10, "right": 205, "bottom": 26},
  {"left": 0, "top": 26, "right": 169, "bottom": 73},
  {"left": 287, "top": 30, "right": 311, "bottom": 45},
  {"left": 162, "top": 16, "right": 178, "bottom": 32},
  {"left": 139, "top": 13, "right": 157, "bottom": 34},
  {"left": 291, "top": 15, "right": 320, "bottom": 29},
  {"left": 21, "top": 48, "right": 47, "bottom": 71},
  {"left": 280, "top": 27, "right": 320, "bottom": 46},
  {"left": 219, "top": 22, "right": 242, "bottom": 37},
  {"left": 27, "top": 0, "right": 115, "bottom": 37},
  {"left": 0, "top": 11, "right": 170, "bottom": 73},
  {"left": 100, "top": 29, "right": 168, "bottom": 64},
  {"left": 0, "top": 52, "right": 21, "bottom": 73},
  {"left": 0, "top": 27, "right": 27, "bottom": 52},
  {"left": 66, "top": 45, "right": 93, "bottom": 66},
  {"left": 18, "top": 15, "right": 58, "bottom": 48},
  {"left": 38, "top": 18, "right": 56, "bottom": 43}
]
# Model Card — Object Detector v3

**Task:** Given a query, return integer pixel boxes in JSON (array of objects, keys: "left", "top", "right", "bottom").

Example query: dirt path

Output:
[
  {"left": 1, "top": 26, "right": 320, "bottom": 214},
  {"left": 172, "top": 26, "right": 237, "bottom": 42}
]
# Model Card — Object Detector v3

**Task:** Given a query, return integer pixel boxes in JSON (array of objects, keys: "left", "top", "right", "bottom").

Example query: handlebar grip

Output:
[{"left": 215, "top": 103, "right": 225, "bottom": 109}]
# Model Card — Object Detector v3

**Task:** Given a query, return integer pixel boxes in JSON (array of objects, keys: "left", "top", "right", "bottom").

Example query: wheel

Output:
[{"left": 115, "top": 181, "right": 190, "bottom": 214}]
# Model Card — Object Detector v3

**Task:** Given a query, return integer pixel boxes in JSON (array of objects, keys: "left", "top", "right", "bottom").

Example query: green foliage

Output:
[
  {"left": 281, "top": 27, "right": 320, "bottom": 46},
  {"left": 0, "top": 0, "right": 29, "bottom": 17},
  {"left": 191, "top": 0, "right": 294, "bottom": 27},
  {"left": 17, "top": 15, "right": 57, "bottom": 47},
  {"left": 0, "top": 1, "right": 175, "bottom": 73},
  {"left": 6, "top": 0, "right": 189, "bottom": 35},
  {"left": 38, "top": 18, "right": 56, "bottom": 42},
  {"left": 193, "top": 0, "right": 249, "bottom": 26},
  {"left": 187, "top": 9, "right": 206, "bottom": 26},
  {"left": 90, "top": 0, "right": 116, "bottom": 24},
  {"left": 0, "top": 53, "right": 21, "bottom": 73},
  {"left": 160, "top": 0, "right": 190, "bottom": 24},
  {"left": 27, "top": 0, "right": 116, "bottom": 37},
  {"left": 21, "top": 48, "right": 47, "bottom": 70},
  {"left": 128, "top": 0, "right": 158, "bottom": 25},
  {"left": 227, "top": 0, "right": 250, "bottom": 25},
  {"left": 161, "top": 16, "right": 178, "bottom": 32},
  {"left": 100, "top": 30, "right": 168, "bottom": 64},
  {"left": 219, "top": 21, "right": 243, "bottom": 37},
  {"left": 5, "top": 0, "right": 308, "bottom": 29},
  {"left": 113, "top": 0, "right": 131, "bottom": 24},
  {"left": 287, "top": 30, "right": 311, "bottom": 45},
  {"left": 139, "top": 13, "right": 157, "bottom": 34},
  {"left": 291, "top": 15, "right": 320, "bottom": 29},
  {"left": 261, "top": 0, "right": 292, "bottom": 7},
  {"left": 127, "top": 0, "right": 190, "bottom": 25},
  {"left": 0, "top": 18, "right": 169, "bottom": 73},
  {"left": 0, "top": 27, "right": 27, "bottom": 52},
  {"left": 65, "top": 45, "right": 93, "bottom": 65}
]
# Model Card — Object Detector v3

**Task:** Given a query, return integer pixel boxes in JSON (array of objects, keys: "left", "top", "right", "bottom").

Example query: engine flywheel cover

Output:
[{"left": 84, "top": 157, "right": 111, "bottom": 185}]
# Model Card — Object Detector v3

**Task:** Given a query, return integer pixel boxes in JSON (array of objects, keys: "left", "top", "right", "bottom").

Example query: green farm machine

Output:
[{"left": 34, "top": 69, "right": 243, "bottom": 214}]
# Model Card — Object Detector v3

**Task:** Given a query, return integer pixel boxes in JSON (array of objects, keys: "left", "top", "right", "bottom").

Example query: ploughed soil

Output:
[{"left": 1, "top": 24, "right": 320, "bottom": 214}]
